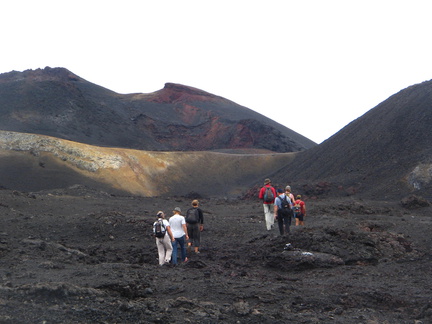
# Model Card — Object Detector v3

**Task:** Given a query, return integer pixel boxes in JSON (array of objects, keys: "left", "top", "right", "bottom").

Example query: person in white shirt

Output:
[{"left": 168, "top": 207, "right": 189, "bottom": 264}]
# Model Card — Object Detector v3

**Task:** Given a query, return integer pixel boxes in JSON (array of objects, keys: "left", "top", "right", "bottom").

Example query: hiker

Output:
[
  {"left": 258, "top": 178, "right": 277, "bottom": 230},
  {"left": 168, "top": 207, "right": 189, "bottom": 264},
  {"left": 285, "top": 185, "right": 295, "bottom": 204},
  {"left": 274, "top": 188, "right": 293, "bottom": 235},
  {"left": 153, "top": 211, "right": 174, "bottom": 266},
  {"left": 294, "top": 195, "right": 306, "bottom": 226},
  {"left": 185, "top": 199, "right": 204, "bottom": 254}
]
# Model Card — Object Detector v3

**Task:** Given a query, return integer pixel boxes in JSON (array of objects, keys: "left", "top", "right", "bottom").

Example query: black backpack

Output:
[
  {"left": 263, "top": 187, "right": 275, "bottom": 203},
  {"left": 278, "top": 195, "right": 293, "bottom": 217},
  {"left": 154, "top": 219, "right": 166, "bottom": 238},
  {"left": 186, "top": 208, "right": 199, "bottom": 224}
]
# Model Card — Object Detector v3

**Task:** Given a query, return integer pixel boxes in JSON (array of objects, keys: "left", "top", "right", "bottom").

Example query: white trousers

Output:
[
  {"left": 263, "top": 204, "right": 274, "bottom": 230},
  {"left": 156, "top": 235, "right": 173, "bottom": 265}
]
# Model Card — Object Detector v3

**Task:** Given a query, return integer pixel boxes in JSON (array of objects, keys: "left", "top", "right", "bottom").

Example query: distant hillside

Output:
[
  {"left": 0, "top": 131, "right": 296, "bottom": 197},
  {"left": 274, "top": 79, "right": 432, "bottom": 200},
  {"left": 0, "top": 67, "right": 316, "bottom": 153},
  {"left": 5, "top": 68, "right": 431, "bottom": 201}
]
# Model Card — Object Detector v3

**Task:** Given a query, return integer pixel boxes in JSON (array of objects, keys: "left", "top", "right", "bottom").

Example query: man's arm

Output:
[
  {"left": 182, "top": 223, "right": 189, "bottom": 240},
  {"left": 273, "top": 197, "right": 279, "bottom": 218},
  {"left": 199, "top": 209, "right": 204, "bottom": 231},
  {"left": 258, "top": 187, "right": 264, "bottom": 199},
  {"left": 166, "top": 226, "right": 175, "bottom": 241}
]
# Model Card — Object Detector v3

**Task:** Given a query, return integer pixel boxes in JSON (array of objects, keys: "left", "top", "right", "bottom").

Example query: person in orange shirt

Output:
[{"left": 293, "top": 195, "right": 306, "bottom": 226}]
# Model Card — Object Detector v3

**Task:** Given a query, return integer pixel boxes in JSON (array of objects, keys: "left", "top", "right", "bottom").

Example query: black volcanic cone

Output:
[{"left": 273, "top": 79, "right": 432, "bottom": 199}]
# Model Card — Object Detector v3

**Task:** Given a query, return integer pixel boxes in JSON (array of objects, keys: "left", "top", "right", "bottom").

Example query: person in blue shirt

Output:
[{"left": 273, "top": 188, "right": 293, "bottom": 235}]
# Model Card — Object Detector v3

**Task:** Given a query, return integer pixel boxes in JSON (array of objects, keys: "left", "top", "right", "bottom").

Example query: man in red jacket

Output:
[{"left": 258, "top": 178, "right": 277, "bottom": 230}]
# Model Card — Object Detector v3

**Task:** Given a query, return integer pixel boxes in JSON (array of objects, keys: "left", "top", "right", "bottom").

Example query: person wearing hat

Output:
[
  {"left": 168, "top": 207, "right": 189, "bottom": 264},
  {"left": 185, "top": 199, "right": 204, "bottom": 254},
  {"left": 258, "top": 178, "right": 277, "bottom": 230},
  {"left": 293, "top": 195, "right": 306, "bottom": 226},
  {"left": 153, "top": 211, "right": 174, "bottom": 266},
  {"left": 274, "top": 188, "right": 293, "bottom": 235}
]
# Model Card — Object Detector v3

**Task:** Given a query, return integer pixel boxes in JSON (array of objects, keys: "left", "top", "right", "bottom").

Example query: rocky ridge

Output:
[
  {"left": 0, "top": 130, "right": 296, "bottom": 196},
  {"left": 0, "top": 67, "right": 315, "bottom": 153}
]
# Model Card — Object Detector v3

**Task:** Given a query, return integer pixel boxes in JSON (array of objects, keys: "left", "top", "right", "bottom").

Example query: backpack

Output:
[
  {"left": 186, "top": 208, "right": 199, "bottom": 224},
  {"left": 154, "top": 219, "right": 166, "bottom": 238},
  {"left": 278, "top": 195, "right": 293, "bottom": 217},
  {"left": 293, "top": 200, "right": 302, "bottom": 213},
  {"left": 263, "top": 187, "right": 275, "bottom": 203}
]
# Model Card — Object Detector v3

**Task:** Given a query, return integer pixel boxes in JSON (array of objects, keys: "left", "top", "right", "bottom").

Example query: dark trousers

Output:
[
  {"left": 277, "top": 212, "right": 292, "bottom": 235},
  {"left": 187, "top": 223, "right": 201, "bottom": 247},
  {"left": 171, "top": 235, "right": 187, "bottom": 264}
]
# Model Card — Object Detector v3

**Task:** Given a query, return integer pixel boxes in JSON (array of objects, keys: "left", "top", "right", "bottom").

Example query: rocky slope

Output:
[
  {"left": 0, "top": 131, "right": 296, "bottom": 197},
  {"left": 0, "top": 187, "right": 430, "bottom": 323},
  {"left": 271, "top": 79, "right": 432, "bottom": 200},
  {"left": 1, "top": 67, "right": 432, "bottom": 201},
  {"left": 0, "top": 69, "right": 431, "bottom": 323},
  {"left": 0, "top": 67, "right": 315, "bottom": 152}
]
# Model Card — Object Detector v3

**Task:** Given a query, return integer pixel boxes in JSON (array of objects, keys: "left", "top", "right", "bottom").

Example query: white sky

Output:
[{"left": 1, "top": 1, "right": 432, "bottom": 144}]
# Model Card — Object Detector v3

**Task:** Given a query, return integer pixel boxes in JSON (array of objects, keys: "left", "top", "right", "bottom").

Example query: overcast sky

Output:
[{"left": 2, "top": 1, "right": 432, "bottom": 143}]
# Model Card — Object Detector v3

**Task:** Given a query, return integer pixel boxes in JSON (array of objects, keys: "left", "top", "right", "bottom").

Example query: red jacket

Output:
[
  {"left": 258, "top": 185, "right": 277, "bottom": 204},
  {"left": 294, "top": 199, "right": 306, "bottom": 215}
]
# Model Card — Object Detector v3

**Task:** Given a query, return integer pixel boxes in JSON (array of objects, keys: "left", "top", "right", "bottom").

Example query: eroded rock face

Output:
[
  {"left": 0, "top": 67, "right": 315, "bottom": 153},
  {"left": 0, "top": 131, "right": 124, "bottom": 172},
  {"left": 408, "top": 164, "right": 432, "bottom": 190},
  {"left": 0, "top": 130, "right": 296, "bottom": 196}
]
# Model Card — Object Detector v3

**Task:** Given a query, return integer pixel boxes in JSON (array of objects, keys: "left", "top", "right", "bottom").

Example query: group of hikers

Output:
[
  {"left": 152, "top": 180, "right": 305, "bottom": 265},
  {"left": 258, "top": 178, "right": 306, "bottom": 235},
  {"left": 152, "top": 199, "right": 204, "bottom": 266}
]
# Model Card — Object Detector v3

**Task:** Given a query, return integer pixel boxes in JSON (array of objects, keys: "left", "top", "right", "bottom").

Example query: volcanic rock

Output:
[
  {"left": 0, "top": 67, "right": 315, "bottom": 153},
  {"left": 273, "top": 78, "right": 432, "bottom": 200}
]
